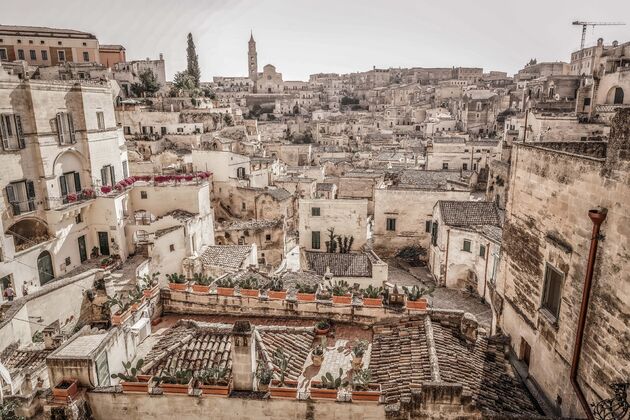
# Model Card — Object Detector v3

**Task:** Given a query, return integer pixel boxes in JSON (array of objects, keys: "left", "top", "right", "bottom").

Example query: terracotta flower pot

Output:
[
  {"left": 310, "top": 384, "right": 338, "bottom": 400},
  {"left": 111, "top": 308, "right": 132, "bottom": 326},
  {"left": 297, "top": 293, "right": 316, "bottom": 302},
  {"left": 53, "top": 378, "right": 79, "bottom": 401},
  {"left": 143, "top": 285, "right": 159, "bottom": 298},
  {"left": 161, "top": 378, "right": 193, "bottom": 395},
  {"left": 332, "top": 295, "right": 352, "bottom": 305},
  {"left": 130, "top": 302, "right": 140, "bottom": 312},
  {"left": 191, "top": 284, "right": 210, "bottom": 294},
  {"left": 168, "top": 282, "right": 188, "bottom": 292},
  {"left": 198, "top": 381, "right": 230, "bottom": 396},
  {"left": 267, "top": 290, "right": 287, "bottom": 300},
  {"left": 270, "top": 379, "right": 298, "bottom": 399},
  {"left": 352, "top": 384, "right": 381, "bottom": 402},
  {"left": 240, "top": 288, "right": 259, "bottom": 298},
  {"left": 363, "top": 297, "right": 383, "bottom": 307},
  {"left": 121, "top": 375, "right": 153, "bottom": 393},
  {"left": 406, "top": 298, "right": 428, "bottom": 310},
  {"left": 217, "top": 287, "right": 234, "bottom": 297},
  {"left": 315, "top": 326, "right": 330, "bottom": 336}
]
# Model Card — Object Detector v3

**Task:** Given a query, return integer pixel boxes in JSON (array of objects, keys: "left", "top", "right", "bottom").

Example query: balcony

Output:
[
  {"left": 7, "top": 199, "right": 36, "bottom": 217},
  {"left": 44, "top": 189, "right": 97, "bottom": 211}
]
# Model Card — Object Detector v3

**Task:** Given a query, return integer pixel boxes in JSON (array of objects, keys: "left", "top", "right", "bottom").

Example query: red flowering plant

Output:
[{"left": 101, "top": 185, "right": 112, "bottom": 194}]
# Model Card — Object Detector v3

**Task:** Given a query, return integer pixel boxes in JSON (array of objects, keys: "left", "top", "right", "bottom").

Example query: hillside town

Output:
[{"left": 0, "top": 19, "right": 628, "bottom": 420}]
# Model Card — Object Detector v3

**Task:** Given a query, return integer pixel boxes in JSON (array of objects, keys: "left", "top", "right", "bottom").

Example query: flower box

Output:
[
  {"left": 161, "top": 378, "right": 193, "bottom": 395},
  {"left": 111, "top": 308, "right": 132, "bottom": 326},
  {"left": 197, "top": 380, "right": 230, "bottom": 396},
  {"left": 217, "top": 287, "right": 234, "bottom": 297},
  {"left": 267, "top": 290, "right": 287, "bottom": 300},
  {"left": 406, "top": 298, "right": 428, "bottom": 310},
  {"left": 168, "top": 282, "right": 188, "bottom": 292},
  {"left": 310, "top": 383, "right": 338, "bottom": 400},
  {"left": 332, "top": 295, "right": 352, "bottom": 305},
  {"left": 269, "top": 379, "right": 298, "bottom": 399},
  {"left": 53, "top": 378, "right": 79, "bottom": 400},
  {"left": 297, "top": 293, "right": 316, "bottom": 302},
  {"left": 363, "top": 298, "right": 383, "bottom": 307},
  {"left": 240, "top": 288, "right": 259, "bottom": 298},
  {"left": 191, "top": 284, "right": 211, "bottom": 294},
  {"left": 352, "top": 384, "right": 381, "bottom": 402},
  {"left": 143, "top": 284, "right": 160, "bottom": 298},
  {"left": 121, "top": 375, "right": 153, "bottom": 393},
  {"left": 130, "top": 302, "right": 141, "bottom": 312}
]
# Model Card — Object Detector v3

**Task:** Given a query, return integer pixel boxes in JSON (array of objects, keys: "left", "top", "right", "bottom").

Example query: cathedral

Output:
[{"left": 248, "top": 32, "right": 284, "bottom": 94}]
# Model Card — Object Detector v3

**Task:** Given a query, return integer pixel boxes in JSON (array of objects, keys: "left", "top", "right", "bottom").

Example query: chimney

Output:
[
  {"left": 231, "top": 321, "right": 254, "bottom": 390},
  {"left": 460, "top": 313, "right": 479, "bottom": 343},
  {"left": 42, "top": 320, "right": 61, "bottom": 350},
  {"left": 159, "top": 53, "right": 164, "bottom": 61}
]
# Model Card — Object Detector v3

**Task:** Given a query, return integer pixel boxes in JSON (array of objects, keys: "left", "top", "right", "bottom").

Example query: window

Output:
[
  {"left": 58, "top": 50, "right": 66, "bottom": 61},
  {"left": 122, "top": 160, "right": 128, "bottom": 178},
  {"left": 59, "top": 171, "right": 81, "bottom": 203},
  {"left": 176, "top": 127, "right": 184, "bottom": 133},
  {"left": 265, "top": 234, "right": 271, "bottom": 242},
  {"left": 311, "top": 231, "right": 321, "bottom": 249},
  {"left": 386, "top": 218, "right": 396, "bottom": 231},
  {"left": 462, "top": 163, "right": 468, "bottom": 170},
  {"left": 479, "top": 244, "right": 486, "bottom": 258},
  {"left": 236, "top": 167, "right": 246, "bottom": 179},
  {"left": 17, "top": 49, "right": 24, "bottom": 60},
  {"left": 41, "top": 50, "right": 48, "bottom": 60},
  {"left": 83, "top": 52, "right": 89, "bottom": 62},
  {"left": 311, "top": 207, "right": 321, "bottom": 216},
  {"left": 29, "top": 50, "right": 36, "bottom": 60},
  {"left": 425, "top": 220, "right": 432, "bottom": 233},
  {"left": 442, "top": 162, "right": 449, "bottom": 170},
  {"left": 241, "top": 202, "right": 246, "bottom": 210},
  {"left": 0, "top": 49, "right": 7, "bottom": 61},
  {"left": 96, "top": 111, "right": 105, "bottom": 130},
  {"left": 100, "top": 165, "right": 116, "bottom": 187},
  {"left": 65, "top": 256, "right": 71, "bottom": 266},
  {"left": 5, "top": 180, "right": 36, "bottom": 215},
  {"left": 169, "top": 244, "right": 175, "bottom": 252},
  {"left": 161, "top": 126, "right": 167, "bottom": 135},
  {"left": 541, "top": 263, "right": 564, "bottom": 321},
  {"left": 123, "top": 126, "right": 131, "bottom": 135},
  {"left": 75, "top": 212, "right": 83, "bottom": 224},
  {"left": 463, "top": 239, "right": 471, "bottom": 252},
  {"left": 56, "top": 112, "right": 76, "bottom": 144},
  {"left": 0, "top": 114, "right": 26, "bottom": 150},
  {"left": 140, "top": 191, "right": 147, "bottom": 199}
]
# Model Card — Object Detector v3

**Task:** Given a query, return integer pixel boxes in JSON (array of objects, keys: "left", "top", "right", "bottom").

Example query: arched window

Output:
[
  {"left": 37, "top": 251, "right": 54, "bottom": 285},
  {"left": 613, "top": 87, "right": 624, "bottom": 105}
]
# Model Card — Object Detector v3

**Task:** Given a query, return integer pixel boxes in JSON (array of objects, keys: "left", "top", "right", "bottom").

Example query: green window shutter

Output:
[{"left": 14, "top": 115, "right": 25, "bottom": 149}]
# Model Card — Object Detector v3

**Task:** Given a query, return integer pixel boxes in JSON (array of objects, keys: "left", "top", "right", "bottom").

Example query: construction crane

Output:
[{"left": 572, "top": 21, "right": 626, "bottom": 49}]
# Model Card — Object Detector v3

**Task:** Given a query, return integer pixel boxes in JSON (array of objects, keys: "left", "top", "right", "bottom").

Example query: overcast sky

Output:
[{"left": 3, "top": 0, "right": 629, "bottom": 81}]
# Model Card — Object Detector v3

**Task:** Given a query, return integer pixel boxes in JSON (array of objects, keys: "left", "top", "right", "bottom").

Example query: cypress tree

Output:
[{"left": 186, "top": 33, "right": 201, "bottom": 87}]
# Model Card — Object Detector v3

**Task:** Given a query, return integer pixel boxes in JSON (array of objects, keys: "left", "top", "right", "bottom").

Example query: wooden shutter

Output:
[
  {"left": 74, "top": 172, "right": 82, "bottom": 192},
  {"left": 100, "top": 167, "right": 107, "bottom": 186},
  {"left": 26, "top": 180, "right": 35, "bottom": 211},
  {"left": 109, "top": 166, "right": 115, "bottom": 185},
  {"left": 59, "top": 175, "right": 68, "bottom": 197},
  {"left": 14, "top": 115, "right": 25, "bottom": 149},
  {"left": 56, "top": 112, "right": 64, "bottom": 144},
  {"left": 5, "top": 184, "right": 16, "bottom": 215},
  {"left": 67, "top": 113, "right": 76, "bottom": 143},
  {"left": 0, "top": 114, "right": 8, "bottom": 150}
]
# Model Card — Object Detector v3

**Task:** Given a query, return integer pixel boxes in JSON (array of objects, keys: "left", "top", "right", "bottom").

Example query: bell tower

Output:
[{"left": 248, "top": 31, "right": 258, "bottom": 88}]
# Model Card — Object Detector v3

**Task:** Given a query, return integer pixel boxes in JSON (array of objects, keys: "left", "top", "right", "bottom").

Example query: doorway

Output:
[
  {"left": 78, "top": 235, "right": 87, "bottom": 263},
  {"left": 98, "top": 232, "right": 110, "bottom": 256},
  {"left": 37, "top": 251, "right": 54, "bottom": 285}
]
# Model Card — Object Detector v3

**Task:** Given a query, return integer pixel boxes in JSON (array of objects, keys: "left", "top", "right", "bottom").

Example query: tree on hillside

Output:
[
  {"left": 186, "top": 33, "right": 201, "bottom": 88},
  {"left": 130, "top": 69, "right": 160, "bottom": 97}
]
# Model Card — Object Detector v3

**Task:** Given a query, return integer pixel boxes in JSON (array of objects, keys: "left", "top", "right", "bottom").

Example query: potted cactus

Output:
[
  {"left": 238, "top": 276, "right": 260, "bottom": 298},
  {"left": 196, "top": 367, "right": 231, "bottom": 396},
  {"left": 141, "top": 272, "right": 160, "bottom": 298},
  {"left": 111, "top": 359, "right": 153, "bottom": 393},
  {"left": 167, "top": 273, "right": 188, "bottom": 292},
  {"left": 315, "top": 320, "right": 331, "bottom": 336},
  {"left": 403, "top": 285, "right": 434, "bottom": 310},
  {"left": 296, "top": 283, "right": 317, "bottom": 302},
  {"left": 362, "top": 285, "right": 384, "bottom": 307},
  {"left": 330, "top": 280, "right": 351, "bottom": 305},
  {"left": 270, "top": 348, "right": 297, "bottom": 398},
  {"left": 311, "top": 345, "right": 324, "bottom": 367},
  {"left": 352, "top": 340, "right": 369, "bottom": 370},
  {"left": 256, "top": 362, "right": 273, "bottom": 392},
  {"left": 215, "top": 277, "right": 235, "bottom": 296},
  {"left": 311, "top": 368, "right": 348, "bottom": 400},
  {"left": 351, "top": 369, "right": 381, "bottom": 402},
  {"left": 266, "top": 278, "right": 286, "bottom": 300},
  {"left": 156, "top": 369, "right": 194, "bottom": 395},
  {"left": 191, "top": 273, "right": 213, "bottom": 294},
  {"left": 106, "top": 294, "right": 132, "bottom": 326}
]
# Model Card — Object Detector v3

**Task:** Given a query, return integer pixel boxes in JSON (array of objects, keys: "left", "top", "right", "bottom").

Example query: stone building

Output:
[
  {"left": 425, "top": 137, "right": 500, "bottom": 171},
  {"left": 256, "top": 64, "right": 284, "bottom": 94},
  {"left": 497, "top": 111, "right": 630, "bottom": 418}
]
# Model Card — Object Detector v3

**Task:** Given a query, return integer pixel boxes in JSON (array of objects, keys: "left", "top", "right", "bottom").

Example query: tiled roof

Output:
[
  {"left": 218, "top": 218, "right": 282, "bottom": 232},
  {"left": 51, "top": 334, "right": 107, "bottom": 358},
  {"left": 279, "top": 270, "right": 323, "bottom": 288},
  {"left": 0, "top": 25, "right": 96, "bottom": 38},
  {"left": 143, "top": 320, "right": 233, "bottom": 377},
  {"left": 256, "top": 327, "right": 316, "bottom": 381},
  {"left": 199, "top": 245, "right": 252, "bottom": 270},
  {"left": 464, "top": 90, "right": 497, "bottom": 100},
  {"left": 316, "top": 182, "right": 335, "bottom": 191},
  {"left": 99, "top": 44, "right": 125, "bottom": 51},
  {"left": 264, "top": 188, "right": 292, "bottom": 201},
  {"left": 392, "top": 170, "right": 465, "bottom": 190},
  {"left": 161, "top": 210, "right": 196, "bottom": 222},
  {"left": 438, "top": 200, "right": 501, "bottom": 227},
  {"left": 0, "top": 344, "right": 51, "bottom": 375},
  {"left": 369, "top": 316, "right": 542, "bottom": 417},
  {"left": 305, "top": 252, "right": 372, "bottom": 277}
]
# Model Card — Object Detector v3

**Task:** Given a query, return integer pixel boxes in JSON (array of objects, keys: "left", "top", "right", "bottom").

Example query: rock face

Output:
[{"left": 460, "top": 312, "right": 479, "bottom": 343}]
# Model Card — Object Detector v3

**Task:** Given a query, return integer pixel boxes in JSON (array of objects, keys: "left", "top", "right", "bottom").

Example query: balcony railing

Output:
[
  {"left": 595, "top": 104, "right": 630, "bottom": 113},
  {"left": 44, "top": 189, "right": 96, "bottom": 210},
  {"left": 8, "top": 199, "right": 36, "bottom": 216}
]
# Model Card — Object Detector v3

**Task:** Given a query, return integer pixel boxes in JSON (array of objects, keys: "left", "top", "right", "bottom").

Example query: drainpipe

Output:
[
  {"left": 482, "top": 242, "right": 490, "bottom": 302},
  {"left": 443, "top": 229, "right": 450, "bottom": 287},
  {"left": 570, "top": 208, "right": 607, "bottom": 420}
]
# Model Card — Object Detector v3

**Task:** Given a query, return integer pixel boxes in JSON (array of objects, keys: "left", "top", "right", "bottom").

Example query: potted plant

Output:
[
  {"left": 111, "top": 359, "right": 153, "bottom": 393},
  {"left": 157, "top": 369, "right": 194, "bottom": 395},
  {"left": 270, "top": 348, "right": 297, "bottom": 398},
  {"left": 311, "top": 345, "right": 324, "bottom": 367},
  {"left": 196, "top": 367, "right": 230, "bottom": 396},
  {"left": 52, "top": 378, "right": 79, "bottom": 401},
  {"left": 362, "top": 285, "right": 384, "bottom": 307},
  {"left": 315, "top": 320, "right": 331, "bottom": 336},
  {"left": 167, "top": 273, "right": 188, "bottom": 291},
  {"left": 100, "top": 185, "right": 112, "bottom": 194},
  {"left": 256, "top": 362, "right": 273, "bottom": 392},
  {"left": 100, "top": 257, "right": 114, "bottom": 269},
  {"left": 106, "top": 295, "right": 132, "bottom": 325},
  {"left": 296, "top": 283, "right": 317, "bottom": 302},
  {"left": 311, "top": 368, "right": 348, "bottom": 400},
  {"left": 141, "top": 272, "right": 160, "bottom": 298},
  {"left": 90, "top": 246, "right": 100, "bottom": 259},
  {"left": 351, "top": 369, "right": 381, "bottom": 402},
  {"left": 191, "top": 273, "right": 213, "bottom": 294},
  {"left": 352, "top": 340, "right": 368, "bottom": 370},
  {"left": 267, "top": 278, "right": 286, "bottom": 300},
  {"left": 238, "top": 276, "right": 260, "bottom": 298},
  {"left": 316, "top": 286, "right": 332, "bottom": 302},
  {"left": 330, "top": 280, "right": 351, "bottom": 305},
  {"left": 403, "top": 285, "right": 434, "bottom": 310},
  {"left": 215, "top": 277, "right": 235, "bottom": 296}
]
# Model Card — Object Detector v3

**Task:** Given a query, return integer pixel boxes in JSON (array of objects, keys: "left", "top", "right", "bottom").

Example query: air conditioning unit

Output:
[{"left": 130, "top": 317, "right": 151, "bottom": 344}]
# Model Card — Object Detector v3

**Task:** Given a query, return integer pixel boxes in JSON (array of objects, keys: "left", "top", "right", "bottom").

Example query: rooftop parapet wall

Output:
[{"left": 518, "top": 141, "right": 607, "bottom": 160}]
